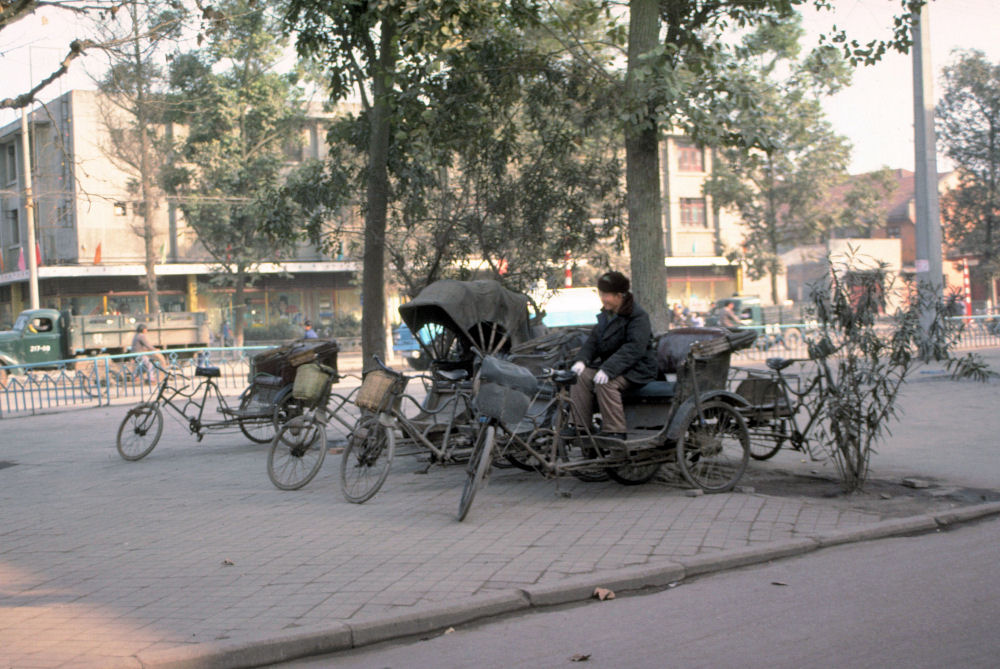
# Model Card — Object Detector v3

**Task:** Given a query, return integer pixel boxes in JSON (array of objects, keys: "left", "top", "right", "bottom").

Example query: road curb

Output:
[
  {"left": 134, "top": 502, "right": 1000, "bottom": 669},
  {"left": 138, "top": 624, "right": 352, "bottom": 669},
  {"left": 813, "top": 515, "right": 940, "bottom": 548},
  {"left": 346, "top": 590, "right": 529, "bottom": 648}
]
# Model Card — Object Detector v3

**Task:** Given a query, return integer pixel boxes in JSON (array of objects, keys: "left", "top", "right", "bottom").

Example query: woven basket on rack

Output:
[
  {"left": 355, "top": 369, "right": 404, "bottom": 412},
  {"left": 292, "top": 363, "right": 330, "bottom": 402}
]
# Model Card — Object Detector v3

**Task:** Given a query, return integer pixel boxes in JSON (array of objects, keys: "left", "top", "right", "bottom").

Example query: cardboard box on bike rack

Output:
[{"left": 475, "top": 356, "right": 538, "bottom": 426}]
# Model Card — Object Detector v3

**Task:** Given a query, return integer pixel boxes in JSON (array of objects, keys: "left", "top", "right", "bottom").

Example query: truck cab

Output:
[{"left": 0, "top": 309, "right": 69, "bottom": 367}]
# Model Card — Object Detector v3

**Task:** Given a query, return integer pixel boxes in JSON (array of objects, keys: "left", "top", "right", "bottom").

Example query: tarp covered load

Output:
[{"left": 398, "top": 279, "right": 533, "bottom": 352}]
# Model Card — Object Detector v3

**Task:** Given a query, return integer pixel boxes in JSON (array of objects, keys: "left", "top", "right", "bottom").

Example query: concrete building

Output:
[
  {"left": 660, "top": 133, "right": 775, "bottom": 313},
  {"left": 0, "top": 90, "right": 361, "bottom": 334}
]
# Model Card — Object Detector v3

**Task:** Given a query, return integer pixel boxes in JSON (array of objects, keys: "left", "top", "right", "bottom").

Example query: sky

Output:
[{"left": 2, "top": 0, "right": 999, "bottom": 175}]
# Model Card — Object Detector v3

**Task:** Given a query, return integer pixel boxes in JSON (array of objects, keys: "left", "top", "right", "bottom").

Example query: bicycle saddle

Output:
[
  {"left": 195, "top": 366, "right": 221, "bottom": 378},
  {"left": 765, "top": 357, "right": 795, "bottom": 371}
]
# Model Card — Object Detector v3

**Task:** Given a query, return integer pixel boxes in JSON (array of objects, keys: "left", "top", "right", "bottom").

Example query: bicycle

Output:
[
  {"left": 266, "top": 363, "right": 361, "bottom": 490},
  {"left": 115, "top": 361, "right": 291, "bottom": 461},
  {"left": 730, "top": 355, "right": 831, "bottom": 461},
  {"left": 339, "top": 355, "right": 477, "bottom": 504}
]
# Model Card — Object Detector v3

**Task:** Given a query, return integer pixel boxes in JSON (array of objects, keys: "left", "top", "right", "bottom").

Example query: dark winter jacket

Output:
[{"left": 576, "top": 293, "right": 658, "bottom": 385}]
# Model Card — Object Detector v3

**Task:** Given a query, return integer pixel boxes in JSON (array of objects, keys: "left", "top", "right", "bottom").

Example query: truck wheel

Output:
[{"left": 782, "top": 328, "right": 803, "bottom": 351}]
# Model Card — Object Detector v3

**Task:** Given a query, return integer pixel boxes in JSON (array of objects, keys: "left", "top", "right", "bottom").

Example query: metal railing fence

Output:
[{"left": 0, "top": 347, "right": 271, "bottom": 418}]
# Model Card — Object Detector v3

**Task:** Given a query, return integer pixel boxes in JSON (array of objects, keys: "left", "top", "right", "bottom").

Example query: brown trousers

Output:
[{"left": 569, "top": 367, "right": 632, "bottom": 434}]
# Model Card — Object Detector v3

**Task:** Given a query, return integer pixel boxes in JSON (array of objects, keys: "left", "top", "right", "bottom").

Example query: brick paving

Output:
[{"left": 1, "top": 352, "right": 999, "bottom": 668}]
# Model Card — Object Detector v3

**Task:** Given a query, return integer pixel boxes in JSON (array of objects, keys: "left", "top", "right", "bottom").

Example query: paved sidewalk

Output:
[{"left": 1, "top": 352, "right": 1000, "bottom": 669}]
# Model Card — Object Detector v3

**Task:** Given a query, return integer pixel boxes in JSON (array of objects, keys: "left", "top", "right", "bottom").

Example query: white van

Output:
[{"left": 536, "top": 287, "right": 602, "bottom": 327}]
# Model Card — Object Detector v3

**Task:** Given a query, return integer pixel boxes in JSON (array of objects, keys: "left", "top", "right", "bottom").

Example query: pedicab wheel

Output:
[
  {"left": 749, "top": 432, "right": 784, "bottom": 460},
  {"left": 458, "top": 423, "right": 495, "bottom": 522},
  {"left": 563, "top": 437, "right": 611, "bottom": 483},
  {"left": 272, "top": 392, "right": 305, "bottom": 433},
  {"left": 237, "top": 388, "right": 276, "bottom": 444},
  {"left": 116, "top": 403, "right": 163, "bottom": 461},
  {"left": 676, "top": 400, "right": 750, "bottom": 492},
  {"left": 607, "top": 460, "right": 661, "bottom": 486},
  {"left": 267, "top": 416, "right": 327, "bottom": 490},
  {"left": 339, "top": 414, "right": 395, "bottom": 504}
]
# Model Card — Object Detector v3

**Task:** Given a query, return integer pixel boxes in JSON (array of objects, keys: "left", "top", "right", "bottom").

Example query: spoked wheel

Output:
[
  {"left": 273, "top": 392, "right": 305, "bottom": 433},
  {"left": 607, "top": 459, "right": 661, "bottom": 486},
  {"left": 676, "top": 400, "right": 750, "bottom": 492},
  {"left": 238, "top": 388, "right": 276, "bottom": 444},
  {"left": 339, "top": 414, "right": 395, "bottom": 504},
  {"left": 116, "top": 403, "right": 164, "bottom": 461},
  {"left": 748, "top": 419, "right": 786, "bottom": 461},
  {"left": 267, "top": 416, "right": 327, "bottom": 490},
  {"left": 503, "top": 427, "right": 544, "bottom": 472},
  {"left": 562, "top": 436, "right": 611, "bottom": 483},
  {"left": 458, "top": 423, "right": 495, "bottom": 522}
]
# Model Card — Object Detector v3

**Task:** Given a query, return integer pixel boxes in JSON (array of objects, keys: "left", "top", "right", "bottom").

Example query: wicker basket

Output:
[
  {"left": 355, "top": 369, "right": 405, "bottom": 412},
  {"left": 292, "top": 363, "right": 330, "bottom": 403}
]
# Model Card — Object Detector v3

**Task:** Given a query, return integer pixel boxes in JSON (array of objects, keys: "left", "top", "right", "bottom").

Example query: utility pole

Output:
[
  {"left": 911, "top": 3, "right": 943, "bottom": 315},
  {"left": 19, "top": 107, "right": 39, "bottom": 310}
]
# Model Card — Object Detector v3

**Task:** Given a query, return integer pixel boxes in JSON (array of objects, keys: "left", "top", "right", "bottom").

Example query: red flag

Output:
[
  {"left": 35, "top": 241, "right": 42, "bottom": 266},
  {"left": 94, "top": 243, "right": 102, "bottom": 264},
  {"left": 0, "top": 248, "right": 5, "bottom": 273},
  {"left": 17, "top": 247, "right": 25, "bottom": 271}
]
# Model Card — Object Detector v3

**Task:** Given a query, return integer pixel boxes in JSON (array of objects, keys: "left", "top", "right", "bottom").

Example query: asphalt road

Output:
[{"left": 277, "top": 515, "right": 1000, "bottom": 669}]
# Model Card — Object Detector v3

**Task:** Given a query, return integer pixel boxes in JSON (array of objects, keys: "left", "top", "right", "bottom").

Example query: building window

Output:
[
  {"left": 676, "top": 140, "right": 704, "bottom": 172},
  {"left": 4, "top": 144, "right": 16, "bottom": 184},
  {"left": 5, "top": 209, "right": 19, "bottom": 245},
  {"left": 680, "top": 198, "right": 707, "bottom": 228},
  {"left": 886, "top": 224, "right": 900, "bottom": 238},
  {"left": 113, "top": 202, "right": 127, "bottom": 216}
]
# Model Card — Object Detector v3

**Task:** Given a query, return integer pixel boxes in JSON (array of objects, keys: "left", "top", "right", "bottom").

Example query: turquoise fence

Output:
[{"left": 0, "top": 347, "right": 271, "bottom": 418}]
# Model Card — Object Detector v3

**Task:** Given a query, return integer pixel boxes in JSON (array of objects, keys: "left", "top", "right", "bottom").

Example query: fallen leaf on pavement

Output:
[
  {"left": 221, "top": 559, "right": 234, "bottom": 566},
  {"left": 570, "top": 653, "right": 591, "bottom": 662},
  {"left": 771, "top": 581, "right": 787, "bottom": 586},
  {"left": 593, "top": 587, "right": 615, "bottom": 601}
]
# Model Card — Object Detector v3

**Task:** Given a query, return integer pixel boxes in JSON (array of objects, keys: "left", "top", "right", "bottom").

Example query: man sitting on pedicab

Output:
[{"left": 566, "top": 271, "right": 658, "bottom": 440}]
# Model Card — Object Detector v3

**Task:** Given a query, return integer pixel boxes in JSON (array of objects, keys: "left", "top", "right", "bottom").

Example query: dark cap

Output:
[
  {"left": 304, "top": 320, "right": 312, "bottom": 327},
  {"left": 597, "top": 271, "right": 630, "bottom": 294}
]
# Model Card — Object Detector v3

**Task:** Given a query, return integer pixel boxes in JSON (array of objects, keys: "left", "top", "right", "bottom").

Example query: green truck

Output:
[
  {"left": 706, "top": 296, "right": 814, "bottom": 349},
  {"left": 0, "top": 308, "right": 210, "bottom": 368}
]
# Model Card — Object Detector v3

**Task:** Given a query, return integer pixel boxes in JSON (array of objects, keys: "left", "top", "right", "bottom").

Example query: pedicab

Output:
[
  {"left": 458, "top": 327, "right": 759, "bottom": 519},
  {"left": 340, "top": 279, "right": 540, "bottom": 503}
]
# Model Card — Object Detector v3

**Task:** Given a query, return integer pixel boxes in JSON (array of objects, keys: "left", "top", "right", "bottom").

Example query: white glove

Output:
[
  {"left": 570, "top": 361, "right": 585, "bottom": 375},
  {"left": 594, "top": 369, "right": 609, "bottom": 385}
]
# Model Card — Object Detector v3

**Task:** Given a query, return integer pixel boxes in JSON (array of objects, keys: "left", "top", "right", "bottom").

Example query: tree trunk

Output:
[
  {"left": 140, "top": 127, "right": 159, "bottom": 315},
  {"left": 132, "top": 3, "right": 159, "bottom": 315},
  {"left": 361, "top": 17, "right": 398, "bottom": 371},
  {"left": 625, "top": 0, "right": 668, "bottom": 332},
  {"left": 233, "top": 268, "right": 246, "bottom": 348}
]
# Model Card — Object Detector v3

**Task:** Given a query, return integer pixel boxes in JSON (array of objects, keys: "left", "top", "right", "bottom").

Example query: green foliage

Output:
[
  {"left": 243, "top": 320, "right": 300, "bottom": 341},
  {"left": 802, "top": 249, "right": 994, "bottom": 492},
  {"left": 827, "top": 168, "right": 898, "bottom": 239},
  {"left": 162, "top": 3, "right": 305, "bottom": 267},
  {"left": 276, "top": 0, "right": 624, "bottom": 299},
  {"left": 703, "top": 15, "right": 851, "bottom": 303},
  {"left": 937, "top": 49, "right": 1000, "bottom": 284}
]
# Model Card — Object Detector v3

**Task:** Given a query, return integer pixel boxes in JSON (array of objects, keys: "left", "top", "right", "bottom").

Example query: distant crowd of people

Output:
[{"left": 669, "top": 302, "right": 706, "bottom": 328}]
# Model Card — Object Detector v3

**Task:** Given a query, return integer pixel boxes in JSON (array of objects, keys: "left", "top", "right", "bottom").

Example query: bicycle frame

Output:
[
  {"left": 734, "top": 357, "right": 830, "bottom": 460},
  {"left": 146, "top": 369, "right": 235, "bottom": 439}
]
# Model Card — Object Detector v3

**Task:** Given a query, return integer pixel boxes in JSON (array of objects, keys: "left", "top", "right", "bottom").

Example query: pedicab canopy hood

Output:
[{"left": 398, "top": 279, "right": 533, "bottom": 350}]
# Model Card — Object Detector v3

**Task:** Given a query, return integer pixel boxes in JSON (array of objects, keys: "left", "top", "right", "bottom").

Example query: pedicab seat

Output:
[{"left": 623, "top": 327, "right": 731, "bottom": 405}]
